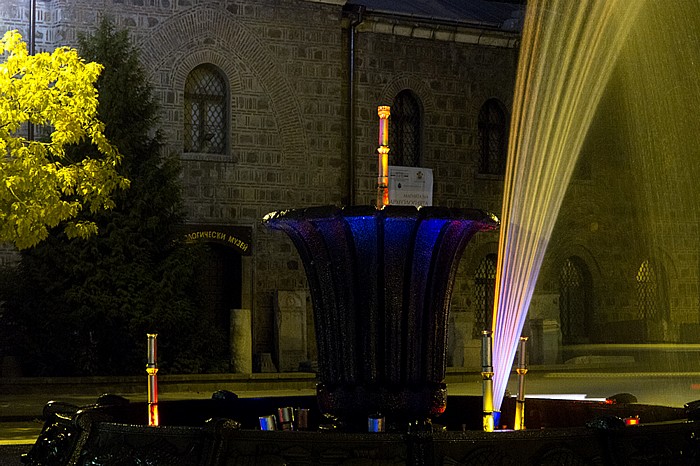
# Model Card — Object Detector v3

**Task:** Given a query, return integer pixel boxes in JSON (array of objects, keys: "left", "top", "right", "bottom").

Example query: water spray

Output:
[
  {"left": 376, "top": 106, "right": 390, "bottom": 208},
  {"left": 146, "top": 333, "right": 159, "bottom": 426},
  {"left": 481, "top": 330, "right": 496, "bottom": 431},
  {"left": 514, "top": 336, "right": 528, "bottom": 430},
  {"left": 490, "top": 0, "right": 646, "bottom": 414}
]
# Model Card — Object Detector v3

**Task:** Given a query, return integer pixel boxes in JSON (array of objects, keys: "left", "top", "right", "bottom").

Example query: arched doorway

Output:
[
  {"left": 199, "top": 243, "right": 242, "bottom": 334},
  {"left": 182, "top": 224, "right": 252, "bottom": 366}
]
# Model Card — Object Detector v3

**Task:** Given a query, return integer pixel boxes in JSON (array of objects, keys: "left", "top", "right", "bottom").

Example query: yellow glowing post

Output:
[
  {"left": 147, "top": 333, "right": 159, "bottom": 426},
  {"left": 376, "top": 106, "right": 390, "bottom": 208},
  {"left": 514, "top": 336, "right": 528, "bottom": 430},
  {"left": 481, "top": 330, "right": 495, "bottom": 432}
]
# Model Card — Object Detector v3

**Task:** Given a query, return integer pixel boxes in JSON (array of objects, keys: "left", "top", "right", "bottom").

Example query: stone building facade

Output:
[{"left": 2, "top": 0, "right": 697, "bottom": 372}]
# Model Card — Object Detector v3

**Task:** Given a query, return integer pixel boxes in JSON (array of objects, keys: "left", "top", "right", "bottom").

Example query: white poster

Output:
[{"left": 388, "top": 166, "right": 433, "bottom": 207}]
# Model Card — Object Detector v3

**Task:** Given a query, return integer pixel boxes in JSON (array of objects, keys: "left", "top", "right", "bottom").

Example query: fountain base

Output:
[
  {"left": 21, "top": 394, "right": 700, "bottom": 465},
  {"left": 316, "top": 382, "right": 447, "bottom": 428}
]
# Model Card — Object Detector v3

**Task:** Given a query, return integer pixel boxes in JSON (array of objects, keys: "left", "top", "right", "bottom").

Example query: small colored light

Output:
[{"left": 624, "top": 416, "right": 639, "bottom": 426}]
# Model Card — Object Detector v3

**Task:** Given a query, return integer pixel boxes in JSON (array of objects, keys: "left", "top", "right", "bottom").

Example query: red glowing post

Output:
[
  {"left": 147, "top": 333, "right": 159, "bottom": 426},
  {"left": 376, "top": 106, "right": 390, "bottom": 208}
]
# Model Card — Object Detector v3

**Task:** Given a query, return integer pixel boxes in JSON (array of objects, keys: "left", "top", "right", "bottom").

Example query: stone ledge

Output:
[{"left": 0, "top": 372, "right": 318, "bottom": 396}]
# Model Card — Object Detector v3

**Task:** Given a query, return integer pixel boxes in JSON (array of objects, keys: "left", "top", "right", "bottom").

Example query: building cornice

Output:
[
  {"left": 339, "top": 2, "right": 522, "bottom": 49},
  {"left": 356, "top": 17, "right": 520, "bottom": 48}
]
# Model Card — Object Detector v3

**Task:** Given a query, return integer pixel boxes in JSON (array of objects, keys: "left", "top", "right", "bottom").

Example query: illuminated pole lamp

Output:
[
  {"left": 481, "top": 330, "right": 496, "bottom": 431},
  {"left": 376, "top": 106, "right": 390, "bottom": 208},
  {"left": 514, "top": 336, "right": 528, "bottom": 430},
  {"left": 147, "top": 333, "right": 159, "bottom": 426}
]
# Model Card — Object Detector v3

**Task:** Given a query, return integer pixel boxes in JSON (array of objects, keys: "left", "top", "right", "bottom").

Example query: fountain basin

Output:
[
  {"left": 263, "top": 205, "right": 498, "bottom": 425},
  {"left": 22, "top": 394, "right": 700, "bottom": 465}
]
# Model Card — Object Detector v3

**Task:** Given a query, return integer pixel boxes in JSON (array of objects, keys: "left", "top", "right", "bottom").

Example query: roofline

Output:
[
  {"left": 360, "top": 7, "right": 507, "bottom": 31},
  {"left": 304, "top": 0, "right": 523, "bottom": 48},
  {"left": 354, "top": 14, "right": 520, "bottom": 48}
]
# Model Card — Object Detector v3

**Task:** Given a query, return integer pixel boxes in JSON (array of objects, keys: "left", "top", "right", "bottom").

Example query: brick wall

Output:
[{"left": 3, "top": 0, "right": 695, "bottom": 360}]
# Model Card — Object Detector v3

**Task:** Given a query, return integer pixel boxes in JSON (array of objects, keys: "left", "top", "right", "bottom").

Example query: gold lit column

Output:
[
  {"left": 481, "top": 330, "right": 495, "bottom": 431},
  {"left": 147, "top": 333, "right": 159, "bottom": 426},
  {"left": 514, "top": 336, "right": 528, "bottom": 430},
  {"left": 376, "top": 106, "right": 390, "bottom": 208}
]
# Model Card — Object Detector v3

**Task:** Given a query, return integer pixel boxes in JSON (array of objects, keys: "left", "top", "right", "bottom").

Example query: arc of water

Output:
[{"left": 491, "top": 0, "right": 646, "bottom": 412}]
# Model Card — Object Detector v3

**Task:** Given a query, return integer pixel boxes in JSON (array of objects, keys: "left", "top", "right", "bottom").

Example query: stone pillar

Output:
[
  {"left": 448, "top": 311, "right": 470, "bottom": 367},
  {"left": 274, "top": 290, "right": 308, "bottom": 372},
  {"left": 528, "top": 294, "right": 562, "bottom": 365},
  {"left": 230, "top": 308, "right": 253, "bottom": 373}
]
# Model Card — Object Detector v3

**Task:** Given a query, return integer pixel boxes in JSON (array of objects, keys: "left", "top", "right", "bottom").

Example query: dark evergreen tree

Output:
[{"left": 0, "top": 20, "right": 228, "bottom": 376}]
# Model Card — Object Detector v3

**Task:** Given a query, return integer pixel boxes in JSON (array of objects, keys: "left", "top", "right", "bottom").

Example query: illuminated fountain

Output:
[{"left": 19, "top": 0, "right": 700, "bottom": 464}]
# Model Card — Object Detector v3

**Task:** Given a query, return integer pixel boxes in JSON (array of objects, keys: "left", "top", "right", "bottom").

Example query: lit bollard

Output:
[
  {"left": 296, "top": 408, "right": 310, "bottom": 430},
  {"left": 277, "top": 407, "right": 295, "bottom": 431},
  {"left": 481, "top": 330, "right": 495, "bottom": 432},
  {"left": 259, "top": 415, "right": 277, "bottom": 431},
  {"left": 368, "top": 414, "right": 385, "bottom": 432},
  {"left": 146, "top": 333, "right": 159, "bottom": 426},
  {"left": 514, "top": 336, "right": 528, "bottom": 431}
]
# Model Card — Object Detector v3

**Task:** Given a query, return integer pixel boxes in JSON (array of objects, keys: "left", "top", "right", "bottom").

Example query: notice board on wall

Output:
[{"left": 388, "top": 166, "right": 433, "bottom": 207}]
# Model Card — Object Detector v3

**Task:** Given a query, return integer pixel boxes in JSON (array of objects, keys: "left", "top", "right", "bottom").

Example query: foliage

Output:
[
  {"left": 0, "top": 21, "right": 228, "bottom": 376},
  {"left": 0, "top": 30, "right": 129, "bottom": 249}
]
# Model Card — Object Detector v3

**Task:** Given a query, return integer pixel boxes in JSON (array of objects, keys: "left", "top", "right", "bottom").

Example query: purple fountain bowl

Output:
[{"left": 264, "top": 205, "right": 499, "bottom": 424}]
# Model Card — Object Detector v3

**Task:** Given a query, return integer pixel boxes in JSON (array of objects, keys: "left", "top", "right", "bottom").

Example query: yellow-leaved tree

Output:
[{"left": 0, "top": 30, "right": 129, "bottom": 249}]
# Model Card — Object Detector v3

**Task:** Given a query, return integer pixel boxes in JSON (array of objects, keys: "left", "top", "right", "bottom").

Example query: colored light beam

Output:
[{"left": 491, "top": 0, "right": 645, "bottom": 412}]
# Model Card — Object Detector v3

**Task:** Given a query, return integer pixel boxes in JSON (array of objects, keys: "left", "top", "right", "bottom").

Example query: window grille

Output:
[
  {"left": 478, "top": 99, "right": 508, "bottom": 175},
  {"left": 389, "top": 90, "right": 421, "bottom": 167},
  {"left": 184, "top": 64, "right": 227, "bottom": 154},
  {"left": 474, "top": 254, "right": 497, "bottom": 338},
  {"left": 636, "top": 260, "right": 660, "bottom": 321},
  {"left": 559, "top": 257, "right": 591, "bottom": 343}
]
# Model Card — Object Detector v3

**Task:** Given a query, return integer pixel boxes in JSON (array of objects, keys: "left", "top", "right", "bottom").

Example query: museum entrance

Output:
[
  {"left": 198, "top": 243, "right": 242, "bottom": 340},
  {"left": 181, "top": 224, "right": 253, "bottom": 368}
]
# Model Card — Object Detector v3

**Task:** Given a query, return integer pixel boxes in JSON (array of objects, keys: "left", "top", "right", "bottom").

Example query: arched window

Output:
[
  {"left": 389, "top": 90, "right": 422, "bottom": 167},
  {"left": 478, "top": 98, "right": 508, "bottom": 175},
  {"left": 474, "top": 253, "right": 497, "bottom": 338},
  {"left": 184, "top": 64, "right": 228, "bottom": 154},
  {"left": 559, "top": 257, "right": 593, "bottom": 344},
  {"left": 636, "top": 260, "right": 666, "bottom": 321}
]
